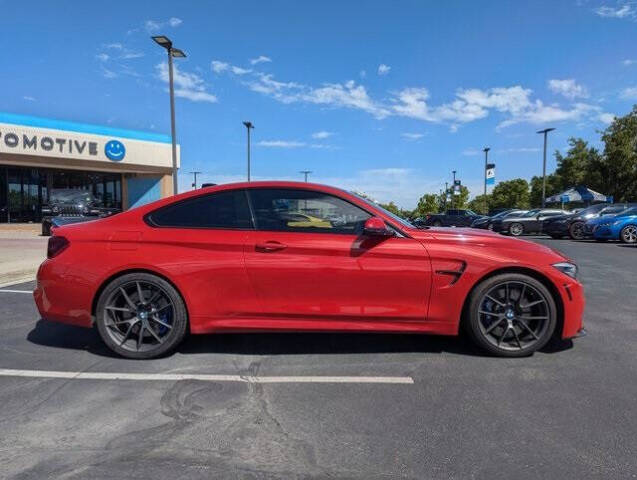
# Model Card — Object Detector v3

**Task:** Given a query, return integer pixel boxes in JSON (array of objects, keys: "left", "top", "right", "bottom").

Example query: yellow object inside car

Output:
[{"left": 284, "top": 213, "right": 332, "bottom": 228}]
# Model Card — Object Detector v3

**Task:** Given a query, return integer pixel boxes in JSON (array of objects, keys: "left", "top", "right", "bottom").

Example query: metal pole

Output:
[
  {"left": 452, "top": 171, "right": 456, "bottom": 209},
  {"left": 541, "top": 131, "right": 548, "bottom": 208},
  {"left": 300, "top": 170, "right": 312, "bottom": 182},
  {"left": 247, "top": 127, "right": 250, "bottom": 182},
  {"left": 483, "top": 147, "right": 490, "bottom": 215},
  {"left": 190, "top": 171, "right": 202, "bottom": 189},
  {"left": 168, "top": 49, "right": 179, "bottom": 195}
]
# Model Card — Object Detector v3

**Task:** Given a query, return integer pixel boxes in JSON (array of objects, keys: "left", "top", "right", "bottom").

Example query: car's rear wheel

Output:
[
  {"left": 508, "top": 223, "right": 524, "bottom": 236},
  {"left": 569, "top": 221, "right": 585, "bottom": 240},
  {"left": 620, "top": 225, "right": 637, "bottom": 244},
  {"left": 96, "top": 273, "right": 188, "bottom": 359},
  {"left": 466, "top": 274, "right": 557, "bottom": 357}
]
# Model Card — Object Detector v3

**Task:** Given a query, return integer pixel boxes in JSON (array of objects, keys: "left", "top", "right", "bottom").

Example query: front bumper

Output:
[{"left": 558, "top": 278, "right": 585, "bottom": 339}]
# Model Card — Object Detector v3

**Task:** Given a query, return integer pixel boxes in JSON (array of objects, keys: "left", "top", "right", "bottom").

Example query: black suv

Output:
[
  {"left": 41, "top": 189, "right": 120, "bottom": 235},
  {"left": 543, "top": 203, "right": 635, "bottom": 240},
  {"left": 420, "top": 209, "right": 486, "bottom": 227}
]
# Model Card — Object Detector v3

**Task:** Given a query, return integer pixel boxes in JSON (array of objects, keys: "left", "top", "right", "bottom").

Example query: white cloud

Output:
[
  {"left": 250, "top": 55, "right": 272, "bottom": 65},
  {"left": 622, "top": 59, "right": 636, "bottom": 66},
  {"left": 377, "top": 64, "right": 391, "bottom": 76},
  {"left": 104, "top": 43, "right": 123, "bottom": 50},
  {"left": 599, "top": 112, "right": 615, "bottom": 124},
  {"left": 620, "top": 86, "right": 637, "bottom": 99},
  {"left": 548, "top": 79, "right": 589, "bottom": 99},
  {"left": 211, "top": 60, "right": 229, "bottom": 73},
  {"left": 311, "top": 131, "right": 333, "bottom": 139},
  {"left": 497, "top": 102, "right": 599, "bottom": 129},
  {"left": 156, "top": 62, "right": 218, "bottom": 103},
  {"left": 231, "top": 66, "right": 251, "bottom": 75},
  {"left": 257, "top": 140, "right": 306, "bottom": 148},
  {"left": 121, "top": 50, "right": 144, "bottom": 59},
  {"left": 462, "top": 147, "right": 540, "bottom": 156},
  {"left": 212, "top": 60, "right": 251, "bottom": 75},
  {"left": 595, "top": 4, "right": 636, "bottom": 18},
  {"left": 359, "top": 70, "right": 367, "bottom": 78},
  {"left": 23, "top": 96, "right": 36, "bottom": 102},
  {"left": 100, "top": 66, "right": 118, "bottom": 79},
  {"left": 95, "top": 53, "right": 109, "bottom": 62},
  {"left": 401, "top": 133, "right": 425, "bottom": 140},
  {"left": 144, "top": 18, "right": 183, "bottom": 33}
]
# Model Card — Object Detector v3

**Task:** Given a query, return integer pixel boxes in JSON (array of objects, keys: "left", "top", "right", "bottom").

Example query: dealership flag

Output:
[{"left": 486, "top": 163, "right": 495, "bottom": 186}]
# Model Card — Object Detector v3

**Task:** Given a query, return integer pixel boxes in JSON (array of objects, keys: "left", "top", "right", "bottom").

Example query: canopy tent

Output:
[{"left": 545, "top": 185, "right": 610, "bottom": 204}]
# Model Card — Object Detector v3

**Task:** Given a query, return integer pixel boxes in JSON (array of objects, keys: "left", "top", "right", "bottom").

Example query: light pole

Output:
[
  {"left": 300, "top": 170, "right": 312, "bottom": 182},
  {"left": 190, "top": 171, "right": 202, "bottom": 189},
  {"left": 452, "top": 170, "right": 457, "bottom": 209},
  {"left": 152, "top": 35, "right": 186, "bottom": 196},
  {"left": 483, "top": 147, "right": 490, "bottom": 214},
  {"left": 537, "top": 128, "right": 555, "bottom": 207},
  {"left": 243, "top": 121, "right": 254, "bottom": 181}
]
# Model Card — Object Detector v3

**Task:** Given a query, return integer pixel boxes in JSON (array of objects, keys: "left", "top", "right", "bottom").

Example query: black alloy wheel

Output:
[
  {"left": 569, "top": 221, "right": 585, "bottom": 240},
  {"left": 96, "top": 273, "right": 188, "bottom": 359},
  {"left": 466, "top": 273, "right": 557, "bottom": 357}
]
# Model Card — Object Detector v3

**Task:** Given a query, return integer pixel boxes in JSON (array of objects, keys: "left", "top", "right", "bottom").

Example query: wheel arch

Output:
[
  {"left": 90, "top": 268, "right": 190, "bottom": 325},
  {"left": 460, "top": 266, "right": 564, "bottom": 339}
]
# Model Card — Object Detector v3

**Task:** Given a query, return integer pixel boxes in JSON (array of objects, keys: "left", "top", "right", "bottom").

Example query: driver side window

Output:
[{"left": 248, "top": 188, "right": 371, "bottom": 234}]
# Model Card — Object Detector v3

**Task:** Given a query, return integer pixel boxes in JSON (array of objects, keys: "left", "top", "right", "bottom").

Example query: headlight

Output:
[{"left": 552, "top": 262, "right": 578, "bottom": 279}]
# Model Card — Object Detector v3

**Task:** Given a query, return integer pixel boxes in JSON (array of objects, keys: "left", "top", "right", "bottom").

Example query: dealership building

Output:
[{"left": 0, "top": 112, "right": 179, "bottom": 223}]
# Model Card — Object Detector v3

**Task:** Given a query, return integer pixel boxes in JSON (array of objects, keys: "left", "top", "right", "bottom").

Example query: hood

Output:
[{"left": 408, "top": 227, "right": 568, "bottom": 261}]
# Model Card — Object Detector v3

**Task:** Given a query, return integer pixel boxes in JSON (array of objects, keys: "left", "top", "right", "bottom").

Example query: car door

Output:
[
  {"left": 536, "top": 211, "right": 562, "bottom": 233},
  {"left": 243, "top": 187, "right": 432, "bottom": 325},
  {"left": 142, "top": 189, "right": 259, "bottom": 324}
]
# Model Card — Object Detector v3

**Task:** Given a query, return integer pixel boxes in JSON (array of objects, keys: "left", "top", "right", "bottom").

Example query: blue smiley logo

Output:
[{"left": 105, "top": 140, "right": 126, "bottom": 161}]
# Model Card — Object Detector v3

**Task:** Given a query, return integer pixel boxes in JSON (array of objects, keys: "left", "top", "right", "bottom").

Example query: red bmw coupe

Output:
[{"left": 34, "top": 182, "right": 585, "bottom": 359}]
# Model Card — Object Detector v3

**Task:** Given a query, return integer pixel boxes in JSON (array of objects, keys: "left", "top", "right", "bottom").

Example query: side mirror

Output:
[{"left": 363, "top": 217, "right": 394, "bottom": 237}]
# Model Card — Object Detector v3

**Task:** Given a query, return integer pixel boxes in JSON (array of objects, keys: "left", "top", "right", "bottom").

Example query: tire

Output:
[
  {"left": 508, "top": 222, "right": 524, "bottom": 236},
  {"left": 465, "top": 273, "right": 557, "bottom": 357},
  {"left": 96, "top": 273, "right": 188, "bottom": 359},
  {"left": 620, "top": 224, "right": 637, "bottom": 244},
  {"left": 433, "top": 220, "right": 442, "bottom": 227},
  {"left": 569, "top": 221, "right": 585, "bottom": 240}
]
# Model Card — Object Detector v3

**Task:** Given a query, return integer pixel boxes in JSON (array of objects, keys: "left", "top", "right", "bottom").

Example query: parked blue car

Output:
[{"left": 588, "top": 207, "right": 637, "bottom": 243}]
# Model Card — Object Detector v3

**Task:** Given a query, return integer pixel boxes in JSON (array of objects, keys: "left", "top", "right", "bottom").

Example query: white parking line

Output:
[
  {"left": 0, "top": 290, "right": 32, "bottom": 294},
  {"left": 0, "top": 368, "right": 414, "bottom": 385}
]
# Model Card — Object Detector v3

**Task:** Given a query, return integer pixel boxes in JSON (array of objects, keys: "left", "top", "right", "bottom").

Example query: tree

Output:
[
  {"left": 448, "top": 186, "right": 470, "bottom": 210},
  {"left": 412, "top": 193, "right": 439, "bottom": 218},
  {"left": 529, "top": 174, "right": 561, "bottom": 207},
  {"left": 489, "top": 179, "right": 530, "bottom": 209},
  {"left": 554, "top": 138, "right": 596, "bottom": 189},
  {"left": 378, "top": 201, "right": 401, "bottom": 216},
  {"left": 468, "top": 194, "right": 490, "bottom": 214},
  {"left": 599, "top": 106, "right": 637, "bottom": 201}
]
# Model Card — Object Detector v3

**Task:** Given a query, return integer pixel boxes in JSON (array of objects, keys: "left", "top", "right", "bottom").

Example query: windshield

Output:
[
  {"left": 348, "top": 191, "right": 415, "bottom": 229},
  {"left": 49, "top": 189, "right": 97, "bottom": 205},
  {"left": 465, "top": 210, "right": 478, "bottom": 216},
  {"left": 503, "top": 210, "right": 526, "bottom": 218},
  {"left": 521, "top": 209, "right": 541, "bottom": 218},
  {"left": 577, "top": 203, "right": 608, "bottom": 216}
]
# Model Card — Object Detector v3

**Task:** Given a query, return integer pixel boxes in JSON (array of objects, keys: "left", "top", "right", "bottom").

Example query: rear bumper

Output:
[{"left": 34, "top": 260, "right": 93, "bottom": 328}]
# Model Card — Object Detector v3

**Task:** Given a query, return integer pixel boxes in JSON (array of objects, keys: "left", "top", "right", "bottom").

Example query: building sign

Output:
[{"left": 0, "top": 116, "right": 178, "bottom": 170}]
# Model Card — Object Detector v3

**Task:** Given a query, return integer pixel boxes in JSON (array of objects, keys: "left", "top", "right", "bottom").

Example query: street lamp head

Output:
[
  {"left": 537, "top": 127, "right": 556, "bottom": 134},
  {"left": 151, "top": 35, "right": 172, "bottom": 49},
  {"left": 243, "top": 121, "right": 254, "bottom": 129},
  {"left": 171, "top": 48, "right": 187, "bottom": 58},
  {"left": 483, "top": 147, "right": 490, "bottom": 153}
]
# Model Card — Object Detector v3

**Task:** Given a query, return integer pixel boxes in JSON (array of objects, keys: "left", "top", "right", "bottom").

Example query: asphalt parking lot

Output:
[{"left": 0, "top": 237, "right": 635, "bottom": 479}]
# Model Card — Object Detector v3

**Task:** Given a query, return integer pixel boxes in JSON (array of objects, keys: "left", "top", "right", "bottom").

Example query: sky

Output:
[{"left": 2, "top": 0, "right": 637, "bottom": 208}]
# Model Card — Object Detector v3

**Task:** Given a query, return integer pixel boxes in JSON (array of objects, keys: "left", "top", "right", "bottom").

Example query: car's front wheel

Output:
[
  {"left": 466, "top": 273, "right": 557, "bottom": 357},
  {"left": 620, "top": 225, "right": 637, "bottom": 244},
  {"left": 96, "top": 273, "right": 188, "bottom": 359}
]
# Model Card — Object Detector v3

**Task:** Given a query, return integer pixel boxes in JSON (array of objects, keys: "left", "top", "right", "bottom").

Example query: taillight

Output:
[{"left": 47, "top": 236, "right": 69, "bottom": 258}]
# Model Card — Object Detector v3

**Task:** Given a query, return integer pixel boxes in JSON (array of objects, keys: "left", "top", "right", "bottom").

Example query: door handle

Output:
[{"left": 255, "top": 241, "right": 287, "bottom": 252}]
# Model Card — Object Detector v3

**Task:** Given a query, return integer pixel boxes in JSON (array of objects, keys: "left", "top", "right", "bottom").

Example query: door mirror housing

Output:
[{"left": 363, "top": 217, "right": 394, "bottom": 237}]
